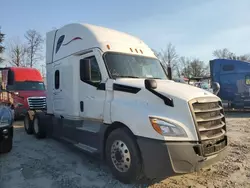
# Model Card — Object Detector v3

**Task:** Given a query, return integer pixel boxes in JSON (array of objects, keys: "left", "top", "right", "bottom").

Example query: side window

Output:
[
  {"left": 54, "top": 70, "right": 60, "bottom": 89},
  {"left": 222, "top": 64, "right": 234, "bottom": 71},
  {"left": 80, "top": 56, "right": 101, "bottom": 85},
  {"left": 55, "top": 35, "right": 65, "bottom": 54},
  {"left": 246, "top": 75, "right": 250, "bottom": 85},
  {"left": 7, "top": 69, "right": 14, "bottom": 86}
]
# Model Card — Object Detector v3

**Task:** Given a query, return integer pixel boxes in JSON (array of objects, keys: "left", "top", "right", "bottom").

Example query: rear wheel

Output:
[
  {"left": 33, "top": 114, "right": 47, "bottom": 139},
  {"left": 105, "top": 127, "right": 143, "bottom": 184},
  {"left": 24, "top": 113, "right": 33, "bottom": 135},
  {"left": 0, "top": 137, "right": 13, "bottom": 154}
]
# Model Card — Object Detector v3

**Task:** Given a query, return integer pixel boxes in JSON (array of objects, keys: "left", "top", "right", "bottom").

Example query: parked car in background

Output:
[
  {"left": 193, "top": 82, "right": 213, "bottom": 93},
  {"left": 172, "top": 77, "right": 187, "bottom": 83},
  {"left": 0, "top": 104, "right": 14, "bottom": 154}
]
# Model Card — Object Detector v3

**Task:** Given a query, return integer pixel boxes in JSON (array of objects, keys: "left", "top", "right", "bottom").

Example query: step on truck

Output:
[{"left": 24, "top": 23, "right": 228, "bottom": 183}]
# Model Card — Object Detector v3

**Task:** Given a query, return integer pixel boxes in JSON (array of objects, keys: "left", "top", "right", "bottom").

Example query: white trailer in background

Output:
[{"left": 24, "top": 23, "right": 228, "bottom": 183}]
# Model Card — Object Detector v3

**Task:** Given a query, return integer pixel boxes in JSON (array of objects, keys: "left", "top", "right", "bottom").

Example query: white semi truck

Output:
[{"left": 24, "top": 23, "right": 228, "bottom": 183}]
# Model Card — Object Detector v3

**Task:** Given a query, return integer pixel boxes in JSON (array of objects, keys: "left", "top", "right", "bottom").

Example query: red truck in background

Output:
[{"left": 0, "top": 67, "right": 46, "bottom": 119}]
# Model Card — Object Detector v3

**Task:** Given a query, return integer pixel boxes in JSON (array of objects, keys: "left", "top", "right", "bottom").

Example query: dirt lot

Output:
[{"left": 0, "top": 113, "right": 250, "bottom": 188}]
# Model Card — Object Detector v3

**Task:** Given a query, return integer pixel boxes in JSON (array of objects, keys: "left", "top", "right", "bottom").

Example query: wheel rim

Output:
[
  {"left": 111, "top": 140, "right": 131, "bottom": 172},
  {"left": 24, "top": 116, "right": 29, "bottom": 130},
  {"left": 33, "top": 118, "right": 39, "bottom": 134}
]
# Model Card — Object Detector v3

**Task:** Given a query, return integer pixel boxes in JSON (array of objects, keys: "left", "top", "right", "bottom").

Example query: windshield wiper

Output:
[
  {"left": 114, "top": 76, "right": 164, "bottom": 79},
  {"left": 151, "top": 77, "right": 163, "bottom": 79},
  {"left": 116, "top": 76, "right": 140, "bottom": 78}
]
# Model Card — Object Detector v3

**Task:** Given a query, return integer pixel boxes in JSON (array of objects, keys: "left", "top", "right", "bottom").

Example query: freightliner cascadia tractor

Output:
[{"left": 23, "top": 23, "right": 228, "bottom": 183}]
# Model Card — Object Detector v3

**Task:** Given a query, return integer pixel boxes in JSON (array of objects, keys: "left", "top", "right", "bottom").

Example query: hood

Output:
[
  {"left": 15, "top": 90, "right": 46, "bottom": 99},
  {"left": 114, "top": 78, "right": 217, "bottom": 101},
  {"left": 13, "top": 90, "right": 46, "bottom": 109}
]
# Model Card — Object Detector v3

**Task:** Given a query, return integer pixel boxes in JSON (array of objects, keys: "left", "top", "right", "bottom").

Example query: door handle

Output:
[{"left": 80, "top": 101, "right": 84, "bottom": 112}]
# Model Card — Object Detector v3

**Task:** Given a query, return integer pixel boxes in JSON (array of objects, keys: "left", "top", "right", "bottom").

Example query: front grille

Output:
[
  {"left": 27, "top": 97, "right": 46, "bottom": 110},
  {"left": 189, "top": 97, "right": 227, "bottom": 156}
]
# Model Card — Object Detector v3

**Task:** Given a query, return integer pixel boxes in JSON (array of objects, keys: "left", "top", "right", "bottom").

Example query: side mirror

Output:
[
  {"left": 212, "top": 82, "right": 220, "bottom": 95},
  {"left": 167, "top": 66, "right": 172, "bottom": 80},
  {"left": 145, "top": 79, "right": 157, "bottom": 90},
  {"left": 80, "top": 59, "right": 91, "bottom": 81},
  {"left": 6, "top": 85, "right": 10, "bottom": 91}
]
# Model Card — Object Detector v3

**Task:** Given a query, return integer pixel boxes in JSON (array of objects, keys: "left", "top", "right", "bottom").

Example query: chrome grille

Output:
[
  {"left": 27, "top": 97, "right": 46, "bottom": 110},
  {"left": 189, "top": 97, "right": 227, "bottom": 156}
]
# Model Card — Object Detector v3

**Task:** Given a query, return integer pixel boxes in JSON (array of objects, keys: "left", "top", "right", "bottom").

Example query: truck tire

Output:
[
  {"left": 33, "top": 113, "right": 47, "bottom": 139},
  {"left": 105, "top": 127, "right": 142, "bottom": 184},
  {"left": 0, "top": 137, "right": 13, "bottom": 154},
  {"left": 24, "top": 113, "right": 33, "bottom": 135}
]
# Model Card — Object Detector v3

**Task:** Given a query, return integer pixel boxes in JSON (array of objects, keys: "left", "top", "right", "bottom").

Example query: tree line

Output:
[
  {"left": 0, "top": 27, "right": 249, "bottom": 78},
  {"left": 153, "top": 43, "right": 250, "bottom": 78},
  {"left": 0, "top": 27, "right": 44, "bottom": 68}
]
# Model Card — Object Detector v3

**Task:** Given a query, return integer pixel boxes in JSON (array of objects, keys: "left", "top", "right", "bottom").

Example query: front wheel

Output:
[
  {"left": 24, "top": 113, "right": 33, "bottom": 135},
  {"left": 105, "top": 127, "right": 143, "bottom": 184},
  {"left": 33, "top": 114, "right": 47, "bottom": 139}
]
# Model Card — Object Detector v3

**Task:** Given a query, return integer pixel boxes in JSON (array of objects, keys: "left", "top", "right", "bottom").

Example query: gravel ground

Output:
[{"left": 0, "top": 113, "right": 250, "bottom": 188}]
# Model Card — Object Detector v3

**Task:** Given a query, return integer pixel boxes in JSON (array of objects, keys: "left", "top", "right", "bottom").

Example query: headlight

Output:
[
  {"left": 15, "top": 103, "right": 23, "bottom": 108},
  {"left": 149, "top": 117, "right": 187, "bottom": 137}
]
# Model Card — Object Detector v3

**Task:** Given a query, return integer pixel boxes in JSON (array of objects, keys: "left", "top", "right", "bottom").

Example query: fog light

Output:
[
  {"left": 2, "top": 129, "right": 8, "bottom": 134},
  {"left": 15, "top": 103, "right": 23, "bottom": 108}
]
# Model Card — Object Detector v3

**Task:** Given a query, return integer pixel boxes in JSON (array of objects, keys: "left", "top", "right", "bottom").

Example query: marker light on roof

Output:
[
  {"left": 135, "top": 49, "right": 138, "bottom": 53},
  {"left": 140, "top": 49, "right": 143, "bottom": 54},
  {"left": 106, "top": 44, "right": 111, "bottom": 50},
  {"left": 130, "top": 48, "right": 133, "bottom": 52}
]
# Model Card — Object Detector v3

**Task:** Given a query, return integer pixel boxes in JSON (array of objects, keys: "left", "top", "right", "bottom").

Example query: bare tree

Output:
[
  {"left": 213, "top": 48, "right": 250, "bottom": 62},
  {"left": 154, "top": 43, "right": 181, "bottom": 76},
  {"left": 7, "top": 38, "right": 27, "bottom": 67},
  {"left": 41, "top": 64, "right": 46, "bottom": 77},
  {"left": 238, "top": 54, "right": 250, "bottom": 62},
  {"left": 188, "top": 59, "right": 209, "bottom": 77},
  {"left": 160, "top": 43, "right": 178, "bottom": 68},
  {"left": 25, "top": 29, "right": 44, "bottom": 67},
  {"left": 213, "top": 48, "right": 232, "bottom": 59},
  {"left": 179, "top": 56, "right": 191, "bottom": 78},
  {"left": 0, "top": 27, "right": 5, "bottom": 63},
  {"left": 179, "top": 57, "right": 209, "bottom": 78}
]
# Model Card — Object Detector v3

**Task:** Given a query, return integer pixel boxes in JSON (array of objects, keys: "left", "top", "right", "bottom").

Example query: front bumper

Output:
[
  {"left": 0, "top": 125, "right": 13, "bottom": 142},
  {"left": 137, "top": 137, "right": 228, "bottom": 179}
]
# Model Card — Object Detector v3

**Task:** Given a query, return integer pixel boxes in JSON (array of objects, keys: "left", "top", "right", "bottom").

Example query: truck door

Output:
[
  {"left": 77, "top": 52, "right": 106, "bottom": 144},
  {"left": 52, "top": 62, "right": 64, "bottom": 114},
  {"left": 78, "top": 53, "right": 105, "bottom": 119}
]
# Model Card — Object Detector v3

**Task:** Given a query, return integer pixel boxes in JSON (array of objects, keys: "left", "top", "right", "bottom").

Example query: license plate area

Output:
[{"left": 202, "top": 136, "right": 227, "bottom": 156}]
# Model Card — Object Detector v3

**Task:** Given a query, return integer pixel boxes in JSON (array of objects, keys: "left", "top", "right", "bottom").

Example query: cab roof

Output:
[
  {"left": 9, "top": 67, "right": 43, "bottom": 82},
  {"left": 46, "top": 23, "right": 156, "bottom": 64}
]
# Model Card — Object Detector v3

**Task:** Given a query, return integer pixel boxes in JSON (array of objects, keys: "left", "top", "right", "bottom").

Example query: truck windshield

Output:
[
  {"left": 14, "top": 81, "right": 45, "bottom": 91},
  {"left": 104, "top": 52, "right": 168, "bottom": 79}
]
